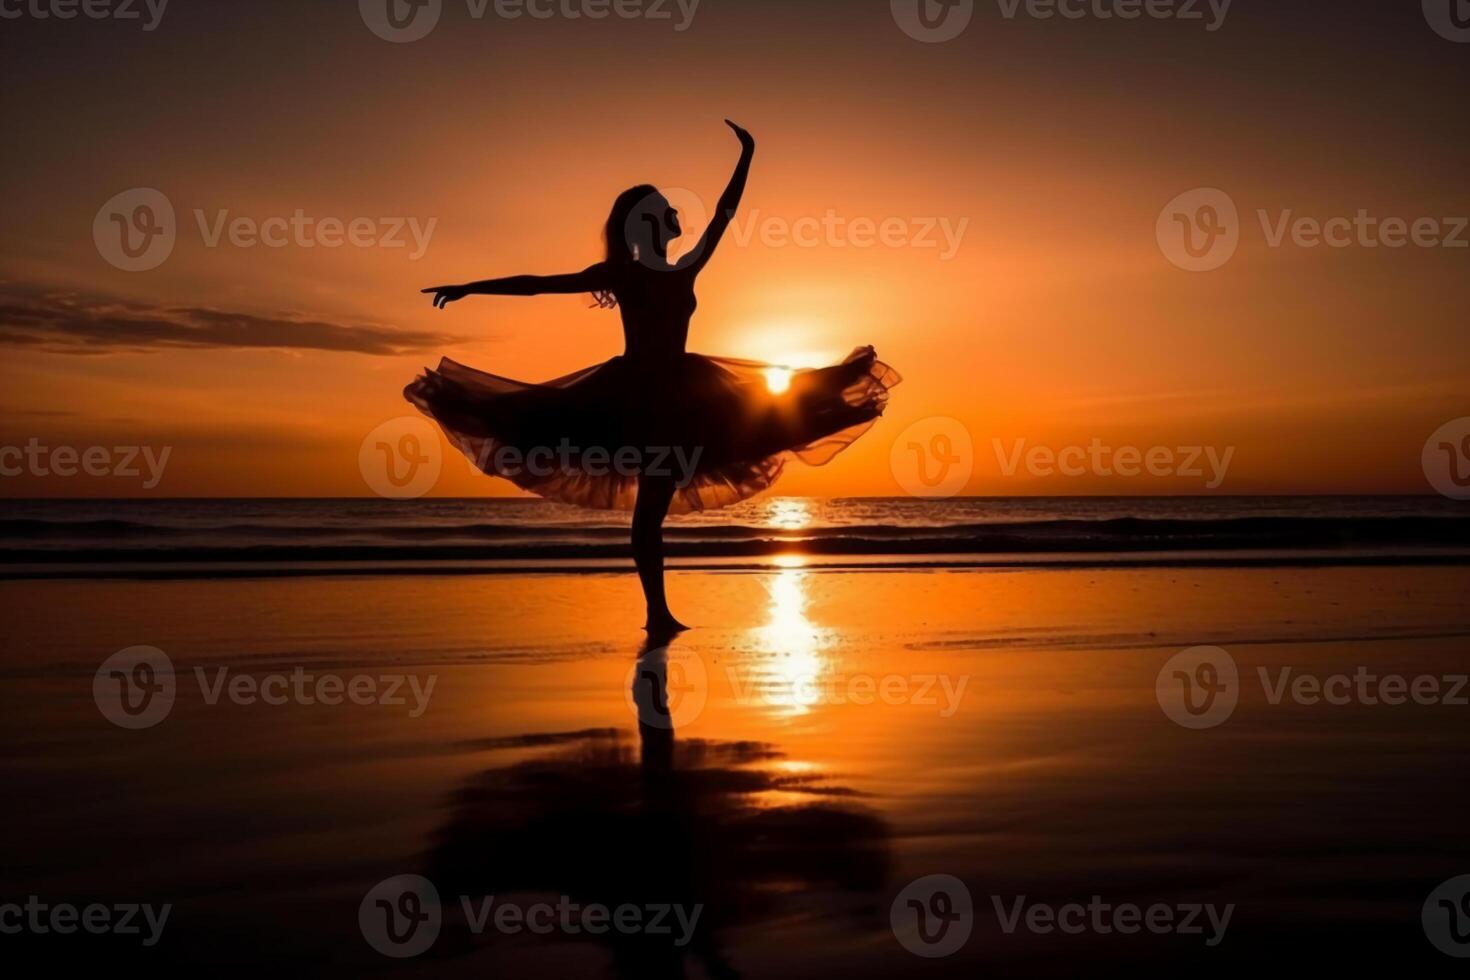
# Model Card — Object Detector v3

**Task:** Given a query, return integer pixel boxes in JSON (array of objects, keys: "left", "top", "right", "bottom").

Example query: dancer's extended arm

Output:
[
  {"left": 423, "top": 265, "right": 609, "bottom": 308},
  {"left": 681, "top": 119, "right": 755, "bottom": 273}
]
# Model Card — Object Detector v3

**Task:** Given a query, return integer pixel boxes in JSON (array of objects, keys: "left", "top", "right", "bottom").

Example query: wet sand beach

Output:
[{"left": 5, "top": 561, "right": 1470, "bottom": 975}]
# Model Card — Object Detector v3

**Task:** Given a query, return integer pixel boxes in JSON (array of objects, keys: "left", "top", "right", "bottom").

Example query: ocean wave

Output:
[{"left": 2, "top": 516, "right": 1469, "bottom": 562}]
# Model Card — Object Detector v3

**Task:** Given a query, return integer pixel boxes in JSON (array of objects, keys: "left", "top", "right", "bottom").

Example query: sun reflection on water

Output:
[
  {"left": 751, "top": 558, "right": 835, "bottom": 715},
  {"left": 764, "top": 497, "right": 814, "bottom": 531}
]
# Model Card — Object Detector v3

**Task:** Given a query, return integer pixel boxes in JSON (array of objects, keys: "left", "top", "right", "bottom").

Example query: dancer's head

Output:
[{"left": 604, "top": 185, "right": 682, "bottom": 266}]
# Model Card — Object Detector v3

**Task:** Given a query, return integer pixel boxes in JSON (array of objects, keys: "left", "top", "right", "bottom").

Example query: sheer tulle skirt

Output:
[{"left": 404, "top": 346, "right": 900, "bottom": 514}]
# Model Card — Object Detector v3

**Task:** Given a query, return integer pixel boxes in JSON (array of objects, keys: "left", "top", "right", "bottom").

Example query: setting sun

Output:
[{"left": 764, "top": 367, "right": 792, "bottom": 394}]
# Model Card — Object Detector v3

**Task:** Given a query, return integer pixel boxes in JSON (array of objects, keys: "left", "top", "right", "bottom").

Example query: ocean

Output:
[{"left": 2, "top": 495, "right": 1466, "bottom": 577}]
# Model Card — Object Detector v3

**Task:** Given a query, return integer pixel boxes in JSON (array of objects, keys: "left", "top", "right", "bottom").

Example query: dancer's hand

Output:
[
  {"left": 724, "top": 119, "right": 755, "bottom": 152},
  {"left": 422, "top": 284, "right": 467, "bottom": 309}
]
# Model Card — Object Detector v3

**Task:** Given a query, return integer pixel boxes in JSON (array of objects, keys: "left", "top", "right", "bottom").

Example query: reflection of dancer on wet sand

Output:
[
  {"left": 407, "top": 121, "right": 898, "bottom": 632},
  {"left": 424, "top": 631, "right": 891, "bottom": 979}
]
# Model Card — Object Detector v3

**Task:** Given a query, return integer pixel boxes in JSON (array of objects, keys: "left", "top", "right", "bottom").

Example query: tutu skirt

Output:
[{"left": 404, "top": 346, "right": 899, "bottom": 514}]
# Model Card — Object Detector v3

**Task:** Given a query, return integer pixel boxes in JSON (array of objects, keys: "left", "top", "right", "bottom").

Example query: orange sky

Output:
[{"left": 1, "top": 1, "right": 1466, "bottom": 497}]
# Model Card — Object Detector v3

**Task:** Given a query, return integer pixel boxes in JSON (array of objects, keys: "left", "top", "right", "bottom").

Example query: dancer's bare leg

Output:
[{"left": 632, "top": 476, "right": 689, "bottom": 633}]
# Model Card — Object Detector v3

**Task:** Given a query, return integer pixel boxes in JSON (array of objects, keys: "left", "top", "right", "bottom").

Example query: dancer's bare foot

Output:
[{"left": 644, "top": 611, "right": 692, "bottom": 635}]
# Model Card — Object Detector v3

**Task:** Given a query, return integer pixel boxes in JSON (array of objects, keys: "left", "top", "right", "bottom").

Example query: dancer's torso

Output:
[{"left": 613, "top": 266, "right": 696, "bottom": 365}]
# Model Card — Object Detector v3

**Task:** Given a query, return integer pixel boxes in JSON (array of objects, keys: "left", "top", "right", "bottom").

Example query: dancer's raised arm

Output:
[
  {"left": 681, "top": 120, "right": 756, "bottom": 273},
  {"left": 423, "top": 264, "right": 609, "bottom": 309}
]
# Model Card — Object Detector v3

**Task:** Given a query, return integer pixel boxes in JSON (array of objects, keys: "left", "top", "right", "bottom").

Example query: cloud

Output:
[{"left": 0, "top": 280, "right": 463, "bottom": 355}]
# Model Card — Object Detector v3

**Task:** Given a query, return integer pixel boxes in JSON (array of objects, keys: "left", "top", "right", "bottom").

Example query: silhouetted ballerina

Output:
[{"left": 407, "top": 121, "right": 899, "bottom": 632}]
